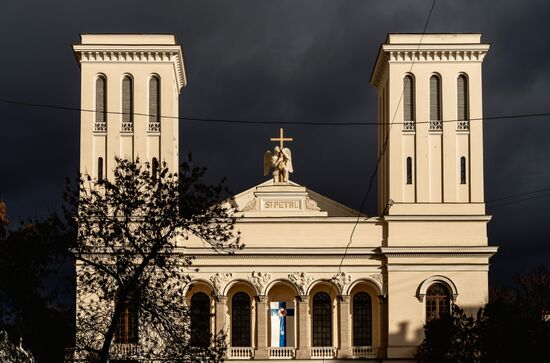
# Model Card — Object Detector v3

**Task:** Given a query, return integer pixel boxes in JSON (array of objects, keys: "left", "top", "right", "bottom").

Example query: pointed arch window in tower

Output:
[
  {"left": 429, "top": 75, "right": 442, "bottom": 131},
  {"left": 457, "top": 75, "right": 470, "bottom": 131},
  {"left": 403, "top": 75, "right": 415, "bottom": 131},
  {"left": 152, "top": 157, "right": 159, "bottom": 180},
  {"left": 98, "top": 157, "right": 104, "bottom": 181},
  {"left": 231, "top": 292, "right": 251, "bottom": 347},
  {"left": 460, "top": 156, "right": 467, "bottom": 184},
  {"left": 148, "top": 76, "right": 161, "bottom": 132},
  {"left": 121, "top": 76, "right": 134, "bottom": 132},
  {"left": 406, "top": 157, "right": 413, "bottom": 185},
  {"left": 95, "top": 76, "right": 107, "bottom": 132}
]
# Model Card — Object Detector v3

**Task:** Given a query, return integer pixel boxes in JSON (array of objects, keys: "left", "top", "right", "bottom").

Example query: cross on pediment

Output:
[{"left": 270, "top": 128, "right": 293, "bottom": 149}]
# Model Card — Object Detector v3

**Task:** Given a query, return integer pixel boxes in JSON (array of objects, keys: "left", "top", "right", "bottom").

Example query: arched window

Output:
[
  {"left": 429, "top": 75, "right": 442, "bottom": 131},
  {"left": 457, "top": 74, "right": 469, "bottom": 130},
  {"left": 95, "top": 76, "right": 107, "bottom": 132},
  {"left": 231, "top": 292, "right": 251, "bottom": 347},
  {"left": 353, "top": 292, "right": 372, "bottom": 347},
  {"left": 425, "top": 283, "right": 451, "bottom": 321},
  {"left": 115, "top": 292, "right": 139, "bottom": 344},
  {"left": 312, "top": 292, "right": 332, "bottom": 347},
  {"left": 152, "top": 157, "right": 159, "bottom": 180},
  {"left": 403, "top": 75, "right": 415, "bottom": 131},
  {"left": 121, "top": 76, "right": 134, "bottom": 132},
  {"left": 460, "top": 156, "right": 467, "bottom": 184},
  {"left": 406, "top": 157, "right": 413, "bottom": 185},
  {"left": 98, "top": 157, "right": 104, "bottom": 181},
  {"left": 148, "top": 76, "right": 160, "bottom": 132},
  {"left": 191, "top": 293, "right": 211, "bottom": 347}
]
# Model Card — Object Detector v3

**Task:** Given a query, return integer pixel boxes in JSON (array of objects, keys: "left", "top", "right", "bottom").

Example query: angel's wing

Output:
[
  {"left": 282, "top": 148, "right": 293, "bottom": 173},
  {"left": 263, "top": 151, "right": 273, "bottom": 176}
]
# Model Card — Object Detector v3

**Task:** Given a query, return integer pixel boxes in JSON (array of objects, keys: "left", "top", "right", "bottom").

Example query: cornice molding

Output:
[
  {"left": 371, "top": 44, "right": 489, "bottom": 87},
  {"left": 73, "top": 45, "right": 187, "bottom": 90}
]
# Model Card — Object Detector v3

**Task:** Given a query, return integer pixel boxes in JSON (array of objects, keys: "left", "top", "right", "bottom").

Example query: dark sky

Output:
[{"left": 1, "top": 0, "right": 549, "bottom": 286}]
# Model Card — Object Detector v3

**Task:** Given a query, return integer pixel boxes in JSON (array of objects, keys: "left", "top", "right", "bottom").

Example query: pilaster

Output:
[
  {"left": 255, "top": 295, "right": 269, "bottom": 359},
  {"left": 215, "top": 295, "right": 228, "bottom": 336},
  {"left": 337, "top": 295, "right": 352, "bottom": 359},
  {"left": 295, "top": 295, "right": 311, "bottom": 359}
]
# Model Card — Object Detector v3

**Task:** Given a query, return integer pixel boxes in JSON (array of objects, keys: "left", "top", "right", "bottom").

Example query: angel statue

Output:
[{"left": 264, "top": 146, "right": 293, "bottom": 183}]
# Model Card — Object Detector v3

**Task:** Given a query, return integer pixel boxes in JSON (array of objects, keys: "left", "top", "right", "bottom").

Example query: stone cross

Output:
[{"left": 270, "top": 128, "right": 293, "bottom": 149}]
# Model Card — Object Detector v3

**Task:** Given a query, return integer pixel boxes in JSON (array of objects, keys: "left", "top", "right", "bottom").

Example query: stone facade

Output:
[{"left": 73, "top": 33, "right": 497, "bottom": 362}]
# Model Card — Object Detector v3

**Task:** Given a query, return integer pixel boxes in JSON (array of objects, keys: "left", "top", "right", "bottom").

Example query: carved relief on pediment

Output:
[
  {"left": 242, "top": 198, "right": 258, "bottom": 212},
  {"left": 331, "top": 271, "right": 352, "bottom": 294},
  {"left": 305, "top": 197, "right": 320, "bottom": 211},
  {"left": 248, "top": 271, "right": 271, "bottom": 295},
  {"left": 288, "top": 272, "right": 314, "bottom": 295},
  {"left": 210, "top": 272, "right": 233, "bottom": 295}
]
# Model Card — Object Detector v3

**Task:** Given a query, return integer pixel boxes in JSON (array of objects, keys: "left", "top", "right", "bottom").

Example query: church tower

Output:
[
  {"left": 370, "top": 34, "right": 490, "bottom": 216},
  {"left": 73, "top": 34, "right": 187, "bottom": 178}
]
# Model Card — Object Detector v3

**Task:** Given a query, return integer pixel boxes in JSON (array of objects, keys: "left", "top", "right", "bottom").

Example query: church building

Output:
[{"left": 72, "top": 33, "right": 496, "bottom": 362}]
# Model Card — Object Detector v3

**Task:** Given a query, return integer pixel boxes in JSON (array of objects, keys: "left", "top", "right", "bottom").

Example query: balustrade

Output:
[{"left": 227, "top": 347, "right": 255, "bottom": 360}]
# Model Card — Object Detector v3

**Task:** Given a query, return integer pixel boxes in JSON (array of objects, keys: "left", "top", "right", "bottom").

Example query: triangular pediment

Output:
[{"left": 230, "top": 180, "right": 364, "bottom": 218}]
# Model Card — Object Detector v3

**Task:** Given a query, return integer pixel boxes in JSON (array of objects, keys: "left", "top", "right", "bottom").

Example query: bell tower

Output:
[
  {"left": 370, "top": 34, "right": 490, "bottom": 216},
  {"left": 73, "top": 34, "right": 187, "bottom": 179}
]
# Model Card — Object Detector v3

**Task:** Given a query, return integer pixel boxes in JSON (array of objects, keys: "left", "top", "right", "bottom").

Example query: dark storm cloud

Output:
[{"left": 1, "top": 0, "right": 549, "bottom": 285}]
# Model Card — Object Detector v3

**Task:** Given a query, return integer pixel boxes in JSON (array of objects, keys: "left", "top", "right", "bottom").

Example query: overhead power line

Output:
[
  {"left": 1, "top": 97, "right": 550, "bottom": 127},
  {"left": 332, "top": 0, "right": 438, "bottom": 288}
]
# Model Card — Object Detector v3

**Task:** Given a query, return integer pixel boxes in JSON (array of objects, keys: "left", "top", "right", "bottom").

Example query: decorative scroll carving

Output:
[
  {"left": 403, "top": 120, "right": 415, "bottom": 132},
  {"left": 288, "top": 272, "right": 314, "bottom": 295},
  {"left": 429, "top": 120, "right": 442, "bottom": 131},
  {"left": 94, "top": 121, "right": 107, "bottom": 133},
  {"left": 210, "top": 272, "right": 232, "bottom": 295},
  {"left": 369, "top": 273, "right": 383, "bottom": 287},
  {"left": 457, "top": 120, "right": 470, "bottom": 131},
  {"left": 121, "top": 121, "right": 134, "bottom": 133},
  {"left": 305, "top": 197, "right": 320, "bottom": 211},
  {"left": 242, "top": 198, "right": 258, "bottom": 212},
  {"left": 148, "top": 121, "right": 161, "bottom": 133},
  {"left": 331, "top": 272, "right": 352, "bottom": 293},
  {"left": 248, "top": 271, "right": 271, "bottom": 294}
]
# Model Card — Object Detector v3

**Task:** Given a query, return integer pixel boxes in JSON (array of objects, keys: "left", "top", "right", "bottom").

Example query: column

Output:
[
  {"left": 255, "top": 295, "right": 269, "bottom": 359},
  {"left": 295, "top": 295, "right": 311, "bottom": 359},
  {"left": 379, "top": 294, "right": 388, "bottom": 359},
  {"left": 337, "top": 295, "right": 352, "bottom": 358},
  {"left": 215, "top": 295, "right": 228, "bottom": 336}
]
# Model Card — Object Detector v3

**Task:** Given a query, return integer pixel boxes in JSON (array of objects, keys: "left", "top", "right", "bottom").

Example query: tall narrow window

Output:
[
  {"left": 457, "top": 75, "right": 469, "bottom": 130},
  {"left": 231, "top": 293, "right": 251, "bottom": 347},
  {"left": 149, "top": 76, "right": 160, "bottom": 132},
  {"left": 460, "top": 156, "right": 467, "bottom": 184},
  {"left": 122, "top": 76, "right": 134, "bottom": 132},
  {"left": 406, "top": 157, "right": 413, "bottom": 185},
  {"left": 429, "top": 75, "right": 442, "bottom": 131},
  {"left": 191, "top": 293, "right": 211, "bottom": 347},
  {"left": 312, "top": 292, "right": 332, "bottom": 347},
  {"left": 403, "top": 75, "right": 415, "bottom": 131},
  {"left": 114, "top": 292, "right": 139, "bottom": 344},
  {"left": 426, "top": 283, "right": 451, "bottom": 321},
  {"left": 353, "top": 292, "right": 372, "bottom": 347},
  {"left": 98, "top": 157, "right": 104, "bottom": 181},
  {"left": 95, "top": 76, "right": 107, "bottom": 132},
  {"left": 152, "top": 158, "right": 159, "bottom": 180}
]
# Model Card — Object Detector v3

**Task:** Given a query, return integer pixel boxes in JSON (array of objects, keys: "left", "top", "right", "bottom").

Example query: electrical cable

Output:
[{"left": 1, "top": 97, "right": 549, "bottom": 127}]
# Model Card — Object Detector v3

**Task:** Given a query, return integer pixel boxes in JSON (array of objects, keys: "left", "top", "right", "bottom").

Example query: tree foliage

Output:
[
  {"left": 416, "top": 266, "right": 550, "bottom": 362},
  {"left": 0, "top": 205, "right": 73, "bottom": 363},
  {"left": 67, "top": 157, "right": 241, "bottom": 362}
]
